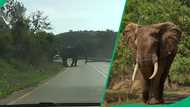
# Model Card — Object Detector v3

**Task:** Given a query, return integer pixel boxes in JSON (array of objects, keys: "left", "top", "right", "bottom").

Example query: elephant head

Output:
[
  {"left": 123, "top": 22, "right": 140, "bottom": 54},
  {"left": 123, "top": 22, "right": 181, "bottom": 104}
]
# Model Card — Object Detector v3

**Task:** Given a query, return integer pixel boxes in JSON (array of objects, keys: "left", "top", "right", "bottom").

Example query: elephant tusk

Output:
[
  {"left": 135, "top": 39, "right": 138, "bottom": 45},
  {"left": 132, "top": 63, "right": 138, "bottom": 81},
  {"left": 149, "top": 62, "right": 158, "bottom": 79}
]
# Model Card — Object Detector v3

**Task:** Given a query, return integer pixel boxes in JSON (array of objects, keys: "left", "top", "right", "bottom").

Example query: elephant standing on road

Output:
[
  {"left": 60, "top": 46, "right": 79, "bottom": 67},
  {"left": 123, "top": 22, "right": 181, "bottom": 104},
  {"left": 71, "top": 57, "right": 78, "bottom": 66}
]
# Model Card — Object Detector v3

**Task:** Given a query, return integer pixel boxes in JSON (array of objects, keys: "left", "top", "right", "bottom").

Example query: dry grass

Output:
[{"left": 104, "top": 79, "right": 190, "bottom": 106}]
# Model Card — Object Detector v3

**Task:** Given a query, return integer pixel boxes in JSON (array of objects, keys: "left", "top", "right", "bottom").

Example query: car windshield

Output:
[{"left": 0, "top": 0, "right": 125, "bottom": 105}]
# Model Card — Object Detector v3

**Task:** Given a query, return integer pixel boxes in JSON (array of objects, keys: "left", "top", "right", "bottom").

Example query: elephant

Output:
[
  {"left": 60, "top": 47, "right": 79, "bottom": 67},
  {"left": 70, "top": 50, "right": 78, "bottom": 67},
  {"left": 59, "top": 44, "right": 87, "bottom": 67},
  {"left": 123, "top": 22, "right": 181, "bottom": 104}
]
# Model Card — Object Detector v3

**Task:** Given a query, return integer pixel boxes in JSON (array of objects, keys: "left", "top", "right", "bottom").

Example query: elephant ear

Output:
[
  {"left": 152, "top": 22, "right": 181, "bottom": 56},
  {"left": 123, "top": 22, "right": 140, "bottom": 52}
]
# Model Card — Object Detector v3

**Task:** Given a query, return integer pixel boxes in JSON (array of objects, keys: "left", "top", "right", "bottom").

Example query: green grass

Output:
[{"left": 0, "top": 59, "right": 63, "bottom": 98}]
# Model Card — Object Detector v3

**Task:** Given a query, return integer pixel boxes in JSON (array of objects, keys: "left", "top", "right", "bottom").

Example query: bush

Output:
[
  {"left": 170, "top": 54, "right": 190, "bottom": 84},
  {"left": 0, "top": 58, "right": 62, "bottom": 98}
]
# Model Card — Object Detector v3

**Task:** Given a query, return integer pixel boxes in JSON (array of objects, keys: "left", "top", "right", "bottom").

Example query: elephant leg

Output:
[
  {"left": 159, "top": 56, "right": 175, "bottom": 101},
  {"left": 73, "top": 58, "right": 76, "bottom": 66},
  {"left": 159, "top": 63, "right": 171, "bottom": 102},
  {"left": 71, "top": 58, "right": 74, "bottom": 67},
  {"left": 159, "top": 72, "right": 168, "bottom": 103},
  {"left": 142, "top": 79, "right": 150, "bottom": 103},
  {"left": 148, "top": 77, "right": 162, "bottom": 104},
  {"left": 147, "top": 60, "right": 169, "bottom": 104},
  {"left": 159, "top": 67, "right": 170, "bottom": 101},
  {"left": 75, "top": 58, "right": 78, "bottom": 66}
]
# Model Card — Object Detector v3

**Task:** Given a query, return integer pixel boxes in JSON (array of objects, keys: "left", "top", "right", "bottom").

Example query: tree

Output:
[
  {"left": 0, "top": 0, "right": 55, "bottom": 65},
  {"left": 29, "top": 10, "right": 52, "bottom": 33},
  {"left": 0, "top": 0, "right": 27, "bottom": 29}
]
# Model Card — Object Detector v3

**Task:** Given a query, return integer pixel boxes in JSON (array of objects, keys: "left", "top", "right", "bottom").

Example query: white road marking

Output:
[
  {"left": 88, "top": 63, "right": 108, "bottom": 78},
  {"left": 7, "top": 76, "right": 54, "bottom": 105},
  {"left": 8, "top": 91, "right": 33, "bottom": 105}
]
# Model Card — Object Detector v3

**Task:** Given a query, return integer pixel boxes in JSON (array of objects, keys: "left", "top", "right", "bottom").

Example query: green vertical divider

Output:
[
  {"left": 110, "top": 96, "right": 190, "bottom": 107},
  {"left": 0, "top": 0, "right": 6, "bottom": 7},
  {"left": 100, "top": 0, "right": 128, "bottom": 106}
]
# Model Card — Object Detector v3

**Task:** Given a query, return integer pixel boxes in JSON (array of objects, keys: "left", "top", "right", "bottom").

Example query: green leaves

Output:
[
  {"left": 29, "top": 11, "right": 52, "bottom": 33},
  {"left": 170, "top": 54, "right": 190, "bottom": 84},
  {"left": 124, "top": 0, "right": 190, "bottom": 27}
]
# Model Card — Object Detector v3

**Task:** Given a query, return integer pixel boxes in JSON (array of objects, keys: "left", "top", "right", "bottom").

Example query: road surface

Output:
[{"left": 8, "top": 60, "right": 110, "bottom": 105}]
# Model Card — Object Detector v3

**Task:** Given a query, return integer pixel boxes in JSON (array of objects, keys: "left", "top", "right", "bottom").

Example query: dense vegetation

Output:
[
  {"left": 110, "top": 0, "right": 190, "bottom": 85},
  {"left": 0, "top": 0, "right": 55, "bottom": 65},
  {"left": 0, "top": 0, "right": 63, "bottom": 97},
  {"left": 56, "top": 30, "right": 116, "bottom": 59}
]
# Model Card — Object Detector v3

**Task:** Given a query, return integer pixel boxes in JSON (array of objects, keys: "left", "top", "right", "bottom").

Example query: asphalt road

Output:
[{"left": 8, "top": 60, "right": 110, "bottom": 105}]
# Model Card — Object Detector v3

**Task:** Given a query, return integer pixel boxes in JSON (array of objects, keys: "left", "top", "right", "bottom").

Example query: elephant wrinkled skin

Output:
[{"left": 123, "top": 22, "right": 181, "bottom": 104}]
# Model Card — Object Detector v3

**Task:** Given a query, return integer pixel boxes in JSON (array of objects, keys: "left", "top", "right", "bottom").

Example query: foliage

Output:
[
  {"left": 0, "top": 0, "right": 61, "bottom": 97},
  {"left": 0, "top": 0, "right": 56, "bottom": 64},
  {"left": 170, "top": 54, "right": 190, "bottom": 84},
  {"left": 29, "top": 11, "right": 52, "bottom": 33},
  {"left": 56, "top": 30, "right": 116, "bottom": 59},
  {"left": 0, "top": 0, "right": 116, "bottom": 64},
  {"left": 111, "top": 0, "right": 190, "bottom": 84},
  {"left": 111, "top": 33, "right": 133, "bottom": 78},
  {"left": 0, "top": 59, "right": 62, "bottom": 98}
]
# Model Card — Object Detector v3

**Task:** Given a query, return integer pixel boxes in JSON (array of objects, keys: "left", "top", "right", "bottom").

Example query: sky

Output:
[{"left": 21, "top": 0, "right": 126, "bottom": 34}]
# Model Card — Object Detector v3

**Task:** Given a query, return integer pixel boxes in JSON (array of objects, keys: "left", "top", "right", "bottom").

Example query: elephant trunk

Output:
[
  {"left": 149, "top": 62, "right": 158, "bottom": 79},
  {"left": 132, "top": 63, "right": 138, "bottom": 81},
  {"left": 132, "top": 54, "right": 158, "bottom": 80}
]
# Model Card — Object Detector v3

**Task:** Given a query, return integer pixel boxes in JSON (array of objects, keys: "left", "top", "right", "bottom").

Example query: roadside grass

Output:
[{"left": 0, "top": 59, "right": 63, "bottom": 98}]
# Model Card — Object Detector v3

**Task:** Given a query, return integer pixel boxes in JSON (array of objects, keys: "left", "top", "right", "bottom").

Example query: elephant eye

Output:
[
  {"left": 123, "top": 30, "right": 129, "bottom": 36},
  {"left": 125, "top": 30, "right": 129, "bottom": 33},
  {"left": 122, "top": 31, "right": 126, "bottom": 36}
]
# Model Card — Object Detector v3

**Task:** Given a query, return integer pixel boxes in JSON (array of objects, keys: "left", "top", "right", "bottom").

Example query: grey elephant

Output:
[{"left": 123, "top": 22, "right": 181, "bottom": 104}]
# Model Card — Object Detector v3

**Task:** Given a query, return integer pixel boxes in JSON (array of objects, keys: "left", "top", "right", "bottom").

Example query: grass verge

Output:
[{"left": 0, "top": 58, "right": 63, "bottom": 98}]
